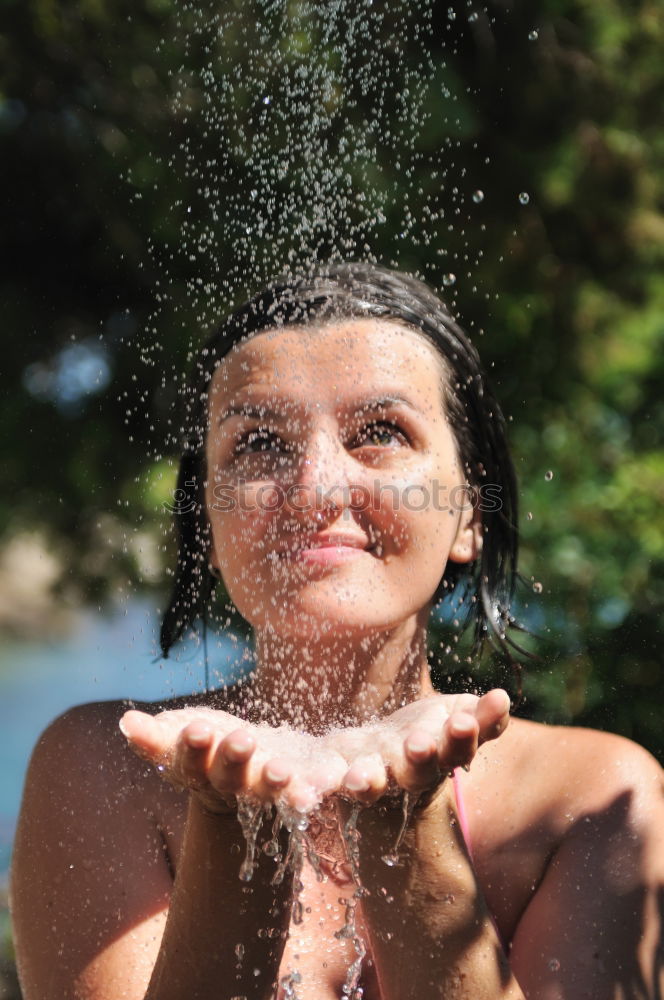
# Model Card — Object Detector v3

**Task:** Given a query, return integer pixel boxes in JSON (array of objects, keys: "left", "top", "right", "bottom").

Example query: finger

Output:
[
  {"left": 343, "top": 753, "right": 388, "bottom": 804},
  {"left": 119, "top": 710, "right": 171, "bottom": 762},
  {"left": 262, "top": 757, "right": 293, "bottom": 793},
  {"left": 475, "top": 689, "right": 511, "bottom": 744},
  {"left": 173, "top": 722, "right": 215, "bottom": 788},
  {"left": 208, "top": 728, "right": 257, "bottom": 795},
  {"left": 392, "top": 729, "right": 440, "bottom": 792},
  {"left": 440, "top": 712, "right": 480, "bottom": 771}
]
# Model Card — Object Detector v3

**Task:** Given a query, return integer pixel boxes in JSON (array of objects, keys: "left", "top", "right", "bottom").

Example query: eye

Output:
[
  {"left": 233, "top": 427, "right": 289, "bottom": 455},
  {"left": 351, "top": 420, "right": 409, "bottom": 448}
]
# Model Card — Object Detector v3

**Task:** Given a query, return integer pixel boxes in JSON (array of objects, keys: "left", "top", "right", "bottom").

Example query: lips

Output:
[{"left": 276, "top": 532, "right": 373, "bottom": 558}]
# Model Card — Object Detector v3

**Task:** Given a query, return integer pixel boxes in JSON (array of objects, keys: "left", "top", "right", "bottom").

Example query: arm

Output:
[
  {"left": 10, "top": 702, "right": 292, "bottom": 1000},
  {"left": 322, "top": 689, "right": 523, "bottom": 999},
  {"left": 10, "top": 690, "right": 514, "bottom": 999},
  {"left": 145, "top": 794, "right": 292, "bottom": 1000},
  {"left": 510, "top": 735, "right": 664, "bottom": 999},
  {"left": 355, "top": 782, "right": 524, "bottom": 1000}
]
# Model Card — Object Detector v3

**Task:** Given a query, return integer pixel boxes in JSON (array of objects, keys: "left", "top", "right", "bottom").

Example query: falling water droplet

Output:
[
  {"left": 528, "top": 29, "right": 539, "bottom": 41},
  {"left": 381, "top": 791, "right": 419, "bottom": 866},
  {"left": 548, "top": 958, "right": 561, "bottom": 972},
  {"left": 544, "top": 470, "right": 554, "bottom": 481},
  {"left": 526, "top": 511, "right": 533, "bottom": 520},
  {"left": 472, "top": 190, "right": 484, "bottom": 203},
  {"left": 532, "top": 582, "right": 543, "bottom": 594},
  {"left": 447, "top": 7, "right": 456, "bottom": 19},
  {"left": 468, "top": 11, "right": 479, "bottom": 22},
  {"left": 442, "top": 273, "right": 456, "bottom": 287},
  {"left": 519, "top": 191, "right": 530, "bottom": 205}
]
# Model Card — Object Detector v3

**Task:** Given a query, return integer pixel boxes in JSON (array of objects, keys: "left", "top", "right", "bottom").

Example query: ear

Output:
[{"left": 448, "top": 490, "right": 483, "bottom": 564}]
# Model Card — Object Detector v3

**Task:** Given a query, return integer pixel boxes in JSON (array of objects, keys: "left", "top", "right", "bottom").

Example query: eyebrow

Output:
[
  {"left": 218, "top": 402, "right": 283, "bottom": 425},
  {"left": 217, "top": 392, "right": 419, "bottom": 426},
  {"left": 351, "top": 393, "right": 418, "bottom": 412}
]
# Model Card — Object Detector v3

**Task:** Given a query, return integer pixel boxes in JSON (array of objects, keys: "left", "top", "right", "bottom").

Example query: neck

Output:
[{"left": 246, "top": 608, "right": 435, "bottom": 732}]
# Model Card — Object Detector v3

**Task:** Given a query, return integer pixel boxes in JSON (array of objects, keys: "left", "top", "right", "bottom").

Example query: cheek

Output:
[
  {"left": 207, "top": 502, "right": 278, "bottom": 580},
  {"left": 364, "top": 460, "right": 456, "bottom": 545}
]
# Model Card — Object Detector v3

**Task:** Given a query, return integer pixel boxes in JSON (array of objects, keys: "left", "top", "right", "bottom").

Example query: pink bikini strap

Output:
[{"left": 453, "top": 768, "right": 508, "bottom": 953}]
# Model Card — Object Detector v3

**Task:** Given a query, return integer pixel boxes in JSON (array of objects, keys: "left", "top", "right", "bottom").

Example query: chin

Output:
[{"left": 254, "top": 595, "right": 414, "bottom": 639}]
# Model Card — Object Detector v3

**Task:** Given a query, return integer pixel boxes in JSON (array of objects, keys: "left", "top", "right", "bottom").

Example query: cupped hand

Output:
[
  {"left": 326, "top": 689, "right": 511, "bottom": 804},
  {"left": 120, "top": 689, "right": 510, "bottom": 815},
  {"left": 120, "top": 707, "right": 351, "bottom": 814}
]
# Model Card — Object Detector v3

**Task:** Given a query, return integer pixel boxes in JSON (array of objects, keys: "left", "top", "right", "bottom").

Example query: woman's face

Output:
[{"left": 204, "top": 318, "right": 481, "bottom": 638}]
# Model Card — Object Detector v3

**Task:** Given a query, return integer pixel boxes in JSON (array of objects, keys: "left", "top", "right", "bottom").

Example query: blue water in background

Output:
[{"left": 0, "top": 598, "right": 248, "bottom": 878}]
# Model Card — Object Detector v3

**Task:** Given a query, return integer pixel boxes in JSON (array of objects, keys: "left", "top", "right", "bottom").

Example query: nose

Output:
[{"left": 286, "top": 424, "right": 354, "bottom": 520}]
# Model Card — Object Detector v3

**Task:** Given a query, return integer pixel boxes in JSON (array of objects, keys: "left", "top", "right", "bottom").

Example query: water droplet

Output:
[
  {"left": 442, "top": 273, "right": 456, "bottom": 287},
  {"left": 262, "top": 96, "right": 271, "bottom": 105},
  {"left": 472, "top": 190, "right": 484, "bottom": 204},
  {"left": 447, "top": 7, "right": 456, "bottom": 19},
  {"left": 544, "top": 470, "right": 554, "bottom": 481},
  {"left": 533, "top": 582, "right": 543, "bottom": 594},
  {"left": 548, "top": 958, "right": 561, "bottom": 972},
  {"left": 528, "top": 29, "right": 539, "bottom": 41},
  {"left": 519, "top": 191, "right": 530, "bottom": 205},
  {"left": 468, "top": 11, "right": 478, "bottom": 22},
  {"left": 526, "top": 511, "right": 533, "bottom": 520}
]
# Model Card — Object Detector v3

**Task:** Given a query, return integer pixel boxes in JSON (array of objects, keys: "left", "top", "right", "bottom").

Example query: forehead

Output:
[{"left": 207, "top": 319, "right": 447, "bottom": 409}]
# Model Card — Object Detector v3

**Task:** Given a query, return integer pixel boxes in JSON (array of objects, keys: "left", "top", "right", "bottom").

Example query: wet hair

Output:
[{"left": 160, "top": 261, "right": 526, "bottom": 675}]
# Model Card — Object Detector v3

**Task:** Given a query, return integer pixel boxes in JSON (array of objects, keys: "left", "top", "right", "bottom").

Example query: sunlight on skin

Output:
[
  {"left": 119, "top": 319, "right": 509, "bottom": 814},
  {"left": 120, "top": 689, "right": 511, "bottom": 814}
]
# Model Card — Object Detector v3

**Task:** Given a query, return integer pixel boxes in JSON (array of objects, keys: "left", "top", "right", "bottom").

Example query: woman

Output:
[{"left": 11, "top": 264, "right": 663, "bottom": 999}]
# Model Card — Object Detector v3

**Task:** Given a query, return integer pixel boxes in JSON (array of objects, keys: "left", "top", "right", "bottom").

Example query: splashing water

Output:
[
  {"left": 234, "top": 793, "right": 405, "bottom": 998},
  {"left": 381, "top": 790, "right": 419, "bottom": 867},
  {"left": 280, "top": 970, "right": 303, "bottom": 999},
  {"left": 334, "top": 803, "right": 369, "bottom": 998},
  {"left": 125, "top": 0, "right": 535, "bottom": 991},
  {"left": 237, "top": 795, "right": 271, "bottom": 882}
]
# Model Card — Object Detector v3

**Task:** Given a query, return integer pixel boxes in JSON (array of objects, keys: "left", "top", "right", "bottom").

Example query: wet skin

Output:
[{"left": 10, "top": 320, "right": 664, "bottom": 1000}]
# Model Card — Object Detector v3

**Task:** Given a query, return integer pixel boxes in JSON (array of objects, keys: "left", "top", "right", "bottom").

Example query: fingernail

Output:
[
  {"left": 407, "top": 736, "right": 433, "bottom": 755},
  {"left": 187, "top": 727, "right": 212, "bottom": 748},
  {"left": 265, "top": 762, "right": 289, "bottom": 784},
  {"left": 450, "top": 720, "right": 474, "bottom": 737},
  {"left": 344, "top": 772, "right": 370, "bottom": 793}
]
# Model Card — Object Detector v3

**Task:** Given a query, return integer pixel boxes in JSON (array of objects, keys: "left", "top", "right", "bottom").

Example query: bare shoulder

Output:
[
  {"left": 23, "top": 696, "right": 181, "bottom": 792},
  {"left": 499, "top": 716, "right": 662, "bottom": 820},
  {"left": 468, "top": 716, "right": 664, "bottom": 952},
  {"left": 499, "top": 721, "right": 664, "bottom": 995},
  {"left": 11, "top": 698, "right": 185, "bottom": 1000},
  {"left": 12, "top": 696, "right": 177, "bottom": 880},
  {"left": 31, "top": 697, "right": 143, "bottom": 766}
]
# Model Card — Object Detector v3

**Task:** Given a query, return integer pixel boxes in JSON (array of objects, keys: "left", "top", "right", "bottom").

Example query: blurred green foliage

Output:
[{"left": 0, "top": 0, "right": 662, "bottom": 758}]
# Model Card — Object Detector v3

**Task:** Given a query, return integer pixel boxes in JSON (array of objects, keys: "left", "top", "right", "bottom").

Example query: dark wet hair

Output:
[{"left": 160, "top": 261, "right": 526, "bottom": 673}]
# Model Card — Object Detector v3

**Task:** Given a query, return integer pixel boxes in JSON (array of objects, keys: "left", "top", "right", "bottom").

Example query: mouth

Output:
[{"left": 275, "top": 531, "right": 378, "bottom": 562}]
